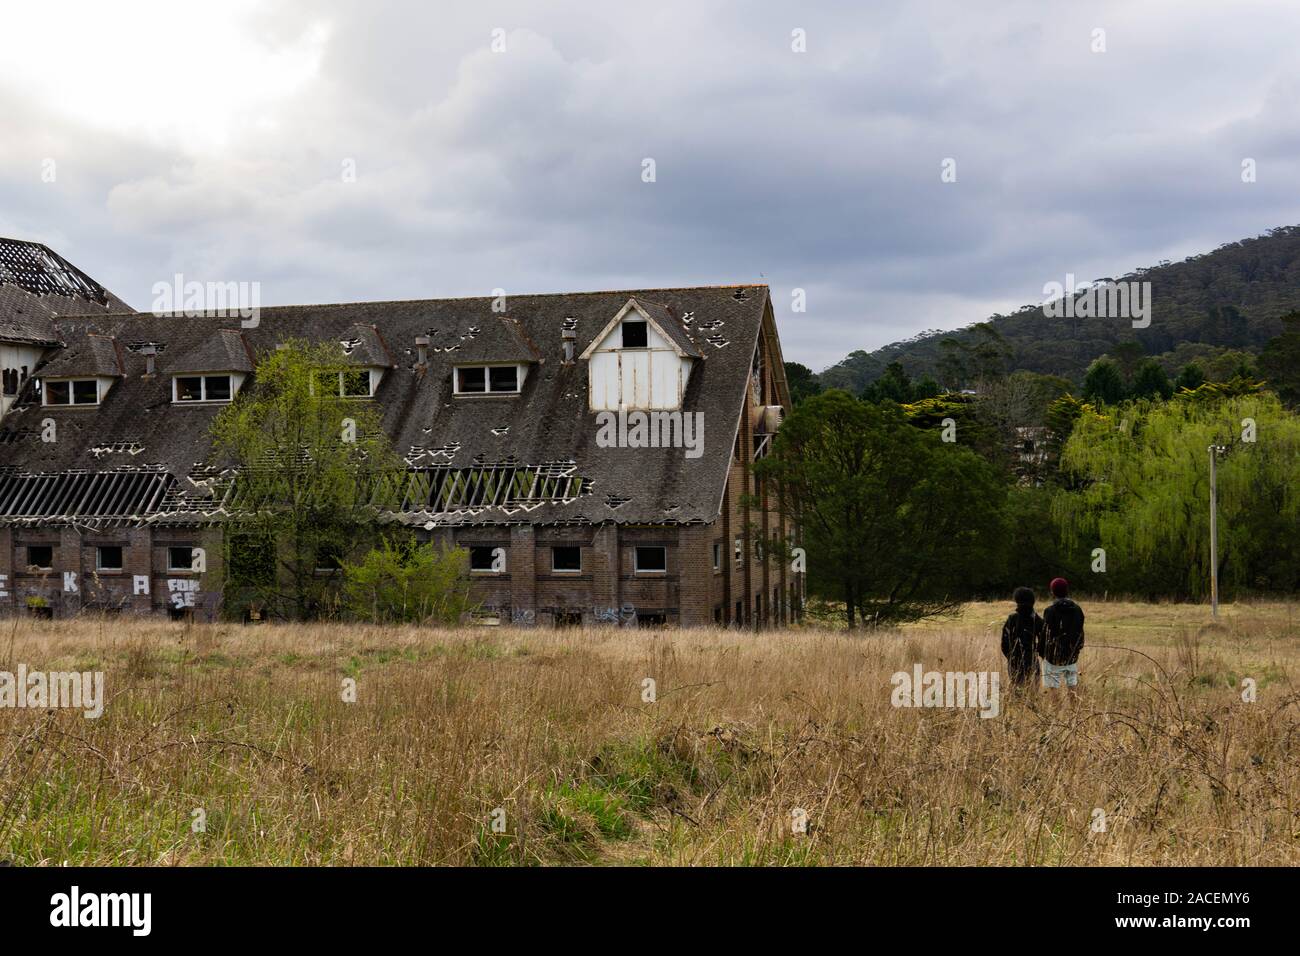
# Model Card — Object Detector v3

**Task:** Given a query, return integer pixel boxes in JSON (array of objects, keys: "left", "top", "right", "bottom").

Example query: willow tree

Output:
[
  {"left": 211, "top": 340, "right": 405, "bottom": 620},
  {"left": 1054, "top": 392, "right": 1300, "bottom": 599},
  {"left": 754, "top": 389, "right": 1007, "bottom": 628}
]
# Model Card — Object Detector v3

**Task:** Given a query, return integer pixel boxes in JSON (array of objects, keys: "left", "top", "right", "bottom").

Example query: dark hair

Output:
[{"left": 1013, "top": 586, "right": 1036, "bottom": 609}]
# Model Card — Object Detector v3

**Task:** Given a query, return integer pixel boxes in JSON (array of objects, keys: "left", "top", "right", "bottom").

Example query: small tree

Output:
[
  {"left": 342, "top": 537, "right": 474, "bottom": 624},
  {"left": 210, "top": 340, "right": 405, "bottom": 620},
  {"left": 1130, "top": 359, "right": 1174, "bottom": 400},
  {"left": 1082, "top": 357, "right": 1126, "bottom": 405}
]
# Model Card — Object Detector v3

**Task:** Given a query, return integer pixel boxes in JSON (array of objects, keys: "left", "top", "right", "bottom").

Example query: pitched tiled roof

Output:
[
  {"left": 168, "top": 328, "right": 255, "bottom": 374},
  {"left": 0, "top": 238, "right": 133, "bottom": 345},
  {"left": 0, "top": 285, "right": 774, "bottom": 527},
  {"left": 33, "top": 332, "right": 125, "bottom": 379},
  {"left": 340, "top": 325, "right": 396, "bottom": 368}
]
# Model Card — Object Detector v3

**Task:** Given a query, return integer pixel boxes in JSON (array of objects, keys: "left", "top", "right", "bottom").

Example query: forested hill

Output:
[{"left": 819, "top": 226, "right": 1300, "bottom": 393}]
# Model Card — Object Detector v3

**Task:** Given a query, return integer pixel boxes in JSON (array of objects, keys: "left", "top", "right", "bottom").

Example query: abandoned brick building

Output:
[{"left": 0, "top": 237, "right": 801, "bottom": 627}]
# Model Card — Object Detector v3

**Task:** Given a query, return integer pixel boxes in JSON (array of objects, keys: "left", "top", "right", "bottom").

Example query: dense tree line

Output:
[
  {"left": 772, "top": 314, "right": 1300, "bottom": 624},
  {"left": 817, "top": 226, "right": 1300, "bottom": 394}
]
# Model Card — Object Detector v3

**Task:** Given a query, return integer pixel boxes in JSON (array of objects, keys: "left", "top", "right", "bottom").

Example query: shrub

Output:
[{"left": 341, "top": 537, "right": 474, "bottom": 624}]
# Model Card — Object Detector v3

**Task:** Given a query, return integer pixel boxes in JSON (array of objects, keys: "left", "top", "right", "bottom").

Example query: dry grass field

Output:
[{"left": 1, "top": 600, "right": 1297, "bottom": 866}]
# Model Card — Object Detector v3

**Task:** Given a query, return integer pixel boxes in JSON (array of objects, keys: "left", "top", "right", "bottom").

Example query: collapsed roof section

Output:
[
  {"left": 0, "top": 237, "right": 134, "bottom": 345},
  {"left": 0, "top": 285, "right": 774, "bottom": 528}
]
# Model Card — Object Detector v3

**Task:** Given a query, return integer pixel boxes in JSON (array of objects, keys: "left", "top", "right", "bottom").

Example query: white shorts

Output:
[{"left": 1041, "top": 660, "right": 1079, "bottom": 688}]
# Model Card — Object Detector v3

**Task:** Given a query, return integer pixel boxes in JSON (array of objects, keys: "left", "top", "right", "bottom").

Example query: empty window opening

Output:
[
  {"left": 551, "top": 546, "right": 582, "bottom": 573},
  {"left": 168, "top": 546, "right": 196, "bottom": 572},
  {"left": 637, "top": 612, "right": 667, "bottom": 628},
  {"left": 634, "top": 546, "right": 667, "bottom": 573},
  {"left": 470, "top": 546, "right": 505, "bottom": 572},
  {"left": 26, "top": 545, "right": 54, "bottom": 570},
  {"left": 96, "top": 545, "right": 123, "bottom": 572},
  {"left": 621, "top": 320, "right": 648, "bottom": 349}
]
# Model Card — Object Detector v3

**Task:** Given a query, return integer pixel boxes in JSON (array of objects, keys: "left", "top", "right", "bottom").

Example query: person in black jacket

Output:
[
  {"left": 1000, "top": 587, "right": 1044, "bottom": 688},
  {"left": 1040, "top": 577, "right": 1085, "bottom": 698}
]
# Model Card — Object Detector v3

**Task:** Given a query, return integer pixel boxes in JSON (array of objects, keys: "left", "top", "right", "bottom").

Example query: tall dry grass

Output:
[{"left": 0, "top": 601, "right": 1296, "bottom": 865}]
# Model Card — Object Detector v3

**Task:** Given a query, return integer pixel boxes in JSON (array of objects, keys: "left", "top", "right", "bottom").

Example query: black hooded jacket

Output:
[
  {"left": 1040, "top": 598, "right": 1085, "bottom": 666},
  {"left": 1001, "top": 607, "right": 1044, "bottom": 680}
]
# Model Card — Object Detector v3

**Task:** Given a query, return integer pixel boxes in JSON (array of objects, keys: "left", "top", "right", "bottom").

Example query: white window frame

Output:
[
  {"left": 172, "top": 374, "right": 235, "bottom": 404},
  {"left": 316, "top": 369, "right": 375, "bottom": 398},
  {"left": 41, "top": 378, "right": 100, "bottom": 406},
  {"left": 453, "top": 364, "right": 524, "bottom": 396},
  {"left": 734, "top": 537, "right": 744, "bottom": 564},
  {"left": 634, "top": 546, "right": 667, "bottom": 574},
  {"left": 712, "top": 542, "right": 721, "bottom": 571},
  {"left": 551, "top": 545, "right": 582, "bottom": 574}
]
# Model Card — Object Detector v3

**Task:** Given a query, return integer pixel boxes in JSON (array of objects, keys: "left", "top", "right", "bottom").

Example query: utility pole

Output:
[{"left": 1208, "top": 444, "right": 1226, "bottom": 617}]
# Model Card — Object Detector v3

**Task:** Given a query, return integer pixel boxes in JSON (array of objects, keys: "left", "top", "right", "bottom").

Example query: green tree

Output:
[
  {"left": 1054, "top": 392, "right": 1300, "bottom": 598},
  {"left": 1175, "top": 362, "right": 1206, "bottom": 392},
  {"left": 1130, "top": 358, "right": 1174, "bottom": 400},
  {"left": 784, "top": 361, "right": 823, "bottom": 405},
  {"left": 1109, "top": 340, "right": 1147, "bottom": 384},
  {"left": 1259, "top": 311, "right": 1300, "bottom": 407},
  {"left": 1082, "top": 357, "right": 1126, "bottom": 405},
  {"left": 863, "top": 361, "right": 913, "bottom": 404},
  {"left": 211, "top": 340, "right": 405, "bottom": 620},
  {"left": 754, "top": 390, "right": 1007, "bottom": 627}
]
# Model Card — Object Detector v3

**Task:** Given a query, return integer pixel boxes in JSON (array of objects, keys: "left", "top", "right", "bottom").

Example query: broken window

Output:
[
  {"left": 96, "top": 545, "right": 124, "bottom": 572},
  {"left": 167, "top": 546, "right": 195, "bottom": 572},
  {"left": 551, "top": 546, "right": 582, "bottom": 573},
  {"left": 636, "top": 612, "right": 667, "bottom": 628},
  {"left": 42, "top": 379, "right": 99, "bottom": 406},
  {"left": 734, "top": 537, "right": 743, "bottom": 564},
  {"left": 554, "top": 609, "right": 583, "bottom": 627},
  {"left": 26, "top": 545, "right": 54, "bottom": 570},
  {"left": 634, "top": 546, "right": 667, "bottom": 573},
  {"left": 456, "top": 367, "right": 486, "bottom": 393},
  {"left": 621, "top": 320, "right": 648, "bottom": 349},
  {"left": 317, "top": 369, "right": 373, "bottom": 398},
  {"left": 470, "top": 546, "right": 504, "bottom": 572},
  {"left": 173, "top": 377, "right": 203, "bottom": 402},
  {"left": 204, "top": 375, "right": 232, "bottom": 402},
  {"left": 315, "top": 542, "right": 345, "bottom": 573},
  {"left": 342, "top": 369, "right": 371, "bottom": 397}
]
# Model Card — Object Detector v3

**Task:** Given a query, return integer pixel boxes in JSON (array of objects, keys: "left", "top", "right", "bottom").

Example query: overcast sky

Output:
[{"left": 3, "top": 0, "right": 1300, "bottom": 370}]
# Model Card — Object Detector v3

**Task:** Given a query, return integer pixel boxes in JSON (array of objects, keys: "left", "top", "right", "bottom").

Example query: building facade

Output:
[{"left": 0, "top": 238, "right": 801, "bottom": 627}]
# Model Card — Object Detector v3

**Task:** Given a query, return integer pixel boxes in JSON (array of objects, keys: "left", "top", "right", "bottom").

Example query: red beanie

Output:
[{"left": 1050, "top": 577, "right": 1069, "bottom": 598}]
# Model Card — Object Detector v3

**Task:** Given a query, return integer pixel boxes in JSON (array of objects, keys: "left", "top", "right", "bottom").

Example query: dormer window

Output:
[
  {"left": 454, "top": 364, "right": 523, "bottom": 395},
  {"left": 42, "top": 379, "right": 100, "bottom": 406},
  {"left": 316, "top": 369, "right": 376, "bottom": 398},
  {"left": 173, "top": 375, "right": 235, "bottom": 403}
]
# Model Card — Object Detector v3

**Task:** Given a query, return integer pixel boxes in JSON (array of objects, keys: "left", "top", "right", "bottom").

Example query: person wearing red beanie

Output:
[{"left": 1040, "top": 578, "right": 1084, "bottom": 698}]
